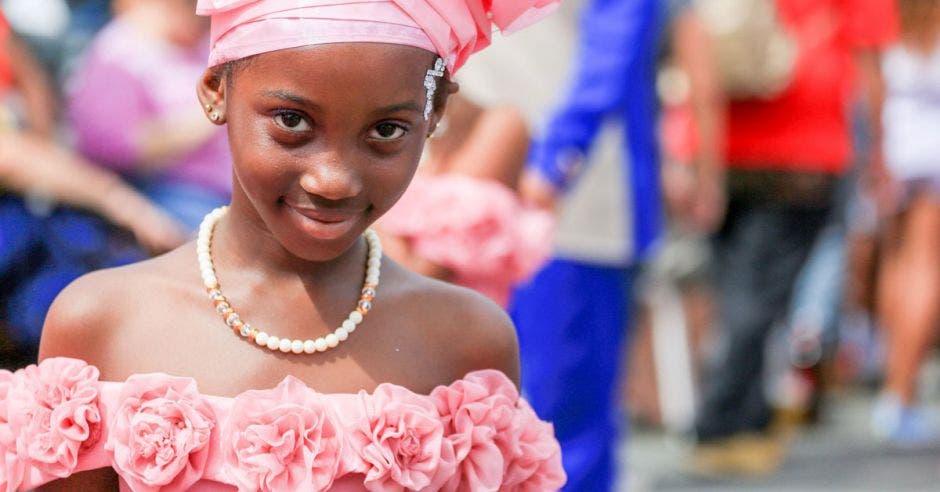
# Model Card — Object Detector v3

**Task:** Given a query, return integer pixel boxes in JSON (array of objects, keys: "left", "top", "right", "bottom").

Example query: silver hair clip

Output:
[{"left": 424, "top": 58, "right": 445, "bottom": 121}]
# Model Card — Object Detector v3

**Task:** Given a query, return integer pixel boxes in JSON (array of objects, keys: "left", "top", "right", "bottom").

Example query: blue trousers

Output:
[{"left": 510, "top": 258, "right": 631, "bottom": 492}]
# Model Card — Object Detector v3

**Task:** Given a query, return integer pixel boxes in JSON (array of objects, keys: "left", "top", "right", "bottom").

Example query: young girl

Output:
[
  {"left": 871, "top": 0, "right": 940, "bottom": 446},
  {"left": 4, "top": 1, "right": 566, "bottom": 490}
]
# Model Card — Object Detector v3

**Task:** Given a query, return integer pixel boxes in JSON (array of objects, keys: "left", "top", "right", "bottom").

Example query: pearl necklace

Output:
[{"left": 196, "top": 206, "right": 381, "bottom": 354}]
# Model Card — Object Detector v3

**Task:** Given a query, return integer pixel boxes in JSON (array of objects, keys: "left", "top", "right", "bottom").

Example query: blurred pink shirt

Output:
[{"left": 68, "top": 17, "right": 231, "bottom": 197}]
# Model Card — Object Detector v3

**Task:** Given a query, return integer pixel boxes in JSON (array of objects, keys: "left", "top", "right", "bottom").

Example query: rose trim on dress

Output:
[
  {"left": 5, "top": 358, "right": 102, "bottom": 489},
  {"left": 223, "top": 376, "right": 344, "bottom": 492},
  {"left": 106, "top": 373, "right": 215, "bottom": 492},
  {"left": 0, "top": 359, "right": 564, "bottom": 490}
]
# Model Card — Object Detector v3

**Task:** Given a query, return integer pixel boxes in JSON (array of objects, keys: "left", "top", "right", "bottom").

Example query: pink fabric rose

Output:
[
  {"left": 0, "top": 369, "right": 24, "bottom": 492},
  {"left": 432, "top": 370, "right": 520, "bottom": 491},
  {"left": 501, "top": 399, "right": 565, "bottom": 491},
  {"left": 106, "top": 373, "right": 214, "bottom": 492},
  {"left": 349, "top": 384, "right": 456, "bottom": 492},
  {"left": 5, "top": 358, "right": 101, "bottom": 487},
  {"left": 224, "top": 376, "right": 343, "bottom": 491}
]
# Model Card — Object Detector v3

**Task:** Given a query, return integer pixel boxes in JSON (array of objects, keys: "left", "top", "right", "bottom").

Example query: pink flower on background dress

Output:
[{"left": 106, "top": 373, "right": 214, "bottom": 492}]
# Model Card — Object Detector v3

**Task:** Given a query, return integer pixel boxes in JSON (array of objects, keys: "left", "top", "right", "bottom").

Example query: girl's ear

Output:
[
  {"left": 428, "top": 80, "right": 459, "bottom": 137},
  {"left": 197, "top": 66, "right": 228, "bottom": 125}
]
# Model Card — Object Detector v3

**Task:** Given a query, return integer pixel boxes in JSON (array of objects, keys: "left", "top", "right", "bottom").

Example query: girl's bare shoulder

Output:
[
  {"left": 38, "top": 244, "right": 200, "bottom": 365},
  {"left": 380, "top": 261, "right": 521, "bottom": 386}
]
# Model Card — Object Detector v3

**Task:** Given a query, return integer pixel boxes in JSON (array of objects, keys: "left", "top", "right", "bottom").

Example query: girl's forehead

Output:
[
  {"left": 229, "top": 44, "right": 436, "bottom": 106},
  {"left": 238, "top": 43, "right": 435, "bottom": 81}
]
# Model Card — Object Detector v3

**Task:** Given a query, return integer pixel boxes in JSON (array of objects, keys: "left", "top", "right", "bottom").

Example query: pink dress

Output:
[
  {"left": 0, "top": 358, "right": 565, "bottom": 491},
  {"left": 378, "top": 174, "right": 554, "bottom": 307}
]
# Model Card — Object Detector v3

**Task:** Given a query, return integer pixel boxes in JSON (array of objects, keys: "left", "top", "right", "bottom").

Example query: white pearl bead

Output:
[
  {"left": 367, "top": 258, "right": 381, "bottom": 268},
  {"left": 342, "top": 319, "right": 355, "bottom": 331},
  {"left": 314, "top": 338, "right": 328, "bottom": 352},
  {"left": 303, "top": 340, "right": 317, "bottom": 354},
  {"left": 335, "top": 328, "right": 349, "bottom": 341},
  {"left": 367, "top": 266, "right": 380, "bottom": 277},
  {"left": 346, "top": 323, "right": 356, "bottom": 334},
  {"left": 366, "top": 274, "right": 379, "bottom": 285},
  {"left": 349, "top": 311, "right": 363, "bottom": 324},
  {"left": 267, "top": 336, "right": 280, "bottom": 350},
  {"left": 279, "top": 338, "right": 292, "bottom": 353},
  {"left": 255, "top": 332, "right": 269, "bottom": 346},
  {"left": 325, "top": 334, "right": 339, "bottom": 348}
]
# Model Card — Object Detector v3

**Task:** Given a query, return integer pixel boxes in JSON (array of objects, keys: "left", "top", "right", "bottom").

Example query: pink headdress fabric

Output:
[{"left": 195, "top": 0, "right": 561, "bottom": 73}]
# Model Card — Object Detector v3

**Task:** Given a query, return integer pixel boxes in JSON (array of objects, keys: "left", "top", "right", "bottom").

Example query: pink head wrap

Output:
[{"left": 195, "top": 0, "right": 560, "bottom": 73}]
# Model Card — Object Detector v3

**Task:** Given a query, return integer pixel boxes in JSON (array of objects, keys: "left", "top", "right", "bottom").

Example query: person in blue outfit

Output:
[{"left": 510, "top": 0, "right": 662, "bottom": 490}]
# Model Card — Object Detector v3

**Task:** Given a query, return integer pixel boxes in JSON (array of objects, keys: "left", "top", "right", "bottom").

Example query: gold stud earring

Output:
[{"left": 204, "top": 104, "right": 212, "bottom": 111}]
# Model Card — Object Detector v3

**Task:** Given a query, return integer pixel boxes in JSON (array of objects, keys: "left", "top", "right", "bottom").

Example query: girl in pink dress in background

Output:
[
  {"left": 2, "top": 1, "right": 566, "bottom": 491},
  {"left": 378, "top": 94, "right": 554, "bottom": 307},
  {"left": 68, "top": 0, "right": 232, "bottom": 230}
]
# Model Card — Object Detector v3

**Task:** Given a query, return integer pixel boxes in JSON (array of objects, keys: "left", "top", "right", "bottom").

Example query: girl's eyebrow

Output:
[
  {"left": 372, "top": 102, "right": 423, "bottom": 116},
  {"left": 261, "top": 89, "right": 320, "bottom": 109},
  {"left": 261, "top": 90, "right": 421, "bottom": 116}
]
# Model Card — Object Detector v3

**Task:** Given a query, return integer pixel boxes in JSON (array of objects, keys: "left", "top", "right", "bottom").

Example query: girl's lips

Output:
[
  {"left": 283, "top": 202, "right": 361, "bottom": 240},
  {"left": 289, "top": 205, "right": 354, "bottom": 223}
]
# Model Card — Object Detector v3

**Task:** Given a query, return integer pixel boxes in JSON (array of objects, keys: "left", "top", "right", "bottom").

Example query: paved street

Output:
[{"left": 621, "top": 390, "right": 940, "bottom": 491}]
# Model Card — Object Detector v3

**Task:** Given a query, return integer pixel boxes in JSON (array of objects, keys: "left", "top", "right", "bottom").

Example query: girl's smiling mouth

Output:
[{"left": 282, "top": 199, "right": 364, "bottom": 240}]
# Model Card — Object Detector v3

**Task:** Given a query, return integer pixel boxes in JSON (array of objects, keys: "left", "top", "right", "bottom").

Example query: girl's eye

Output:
[
  {"left": 370, "top": 122, "right": 408, "bottom": 140},
  {"left": 274, "top": 111, "right": 311, "bottom": 132}
]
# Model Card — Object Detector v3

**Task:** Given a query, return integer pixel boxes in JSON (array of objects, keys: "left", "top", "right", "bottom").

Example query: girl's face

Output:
[{"left": 202, "top": 43, "right": 446, "bottom": 261}]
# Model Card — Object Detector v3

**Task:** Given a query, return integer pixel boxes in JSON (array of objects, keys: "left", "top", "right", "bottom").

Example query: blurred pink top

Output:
[
  {"left": 379, "top": 173, "right": 554, "bottom": 307},
  {"left": 1, "top": 357, "right": 565, "bottom": 491},
  {"left": 68, "top": 17, "right": 231, "bottom": 197},
  {"left": 196, "top": 0, "right": 561, "bottom": 73}
]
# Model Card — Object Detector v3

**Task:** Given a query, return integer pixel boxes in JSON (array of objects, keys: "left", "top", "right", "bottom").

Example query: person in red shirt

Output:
[
  {"left": 689, "top": 0, "right": 898, "bottom": 473},
  {"left": 0, "top": 10, "right": 59, "bottom": 136},
  {"left": 0, "top": 12, "right": 12, "bottom": 95}
]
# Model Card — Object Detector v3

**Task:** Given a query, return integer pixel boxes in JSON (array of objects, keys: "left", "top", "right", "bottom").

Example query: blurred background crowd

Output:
[{"left": 1, "top": 0, "right": 939, "bottom": 490}]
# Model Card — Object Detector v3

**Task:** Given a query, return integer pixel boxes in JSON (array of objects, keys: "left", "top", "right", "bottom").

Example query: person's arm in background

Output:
[
  {"left": 665, "top": 6, "right": 727, "bottom": 233},
  {"left": 849, "top": 0, "right": 898, "bottom": 219},
  {"left": 3, "top": 22, "right": 57, "bottom": 137},
  {"left": 0, "top": 131, "right": 187, "bottom": 253},
  {"left": 520, "top": 0, "right": 659, "bottom": 208},
  {"left": 857, "top": 49, "right": 893, "bottom": 217}
]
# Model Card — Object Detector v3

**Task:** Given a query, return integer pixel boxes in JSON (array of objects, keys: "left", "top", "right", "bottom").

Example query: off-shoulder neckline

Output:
[{"left": 34, "top": 357, "right": 514, "bottom": 399}]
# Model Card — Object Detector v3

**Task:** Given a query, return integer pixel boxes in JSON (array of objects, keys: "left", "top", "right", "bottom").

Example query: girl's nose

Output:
[{"left": 298, "top": 152, "right": 363, "bottom": 201}]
